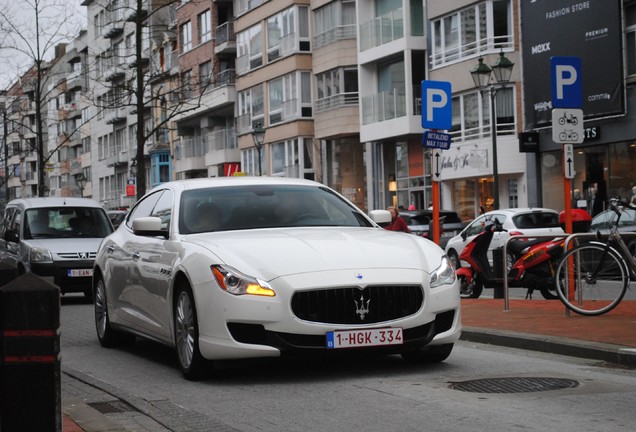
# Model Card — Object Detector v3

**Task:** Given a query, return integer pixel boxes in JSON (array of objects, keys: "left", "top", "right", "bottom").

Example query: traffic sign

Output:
[
  {"left": 431, "top": 148, "right": 443, "bottom": 182},
  {"left": 421, "top": 80, "right": 452, "bottom": 130},
  {"left": 551, "top": 57, "right": 582, "bottom": 108},
  {"left": 552, "top": 108, "right": 584, "bottom": 143},
  {"left": 422, "top": 131, "right": 451, "bottom": 150},
  {"left": 563, "top": 144, "right": 575, "bottom": 179}
]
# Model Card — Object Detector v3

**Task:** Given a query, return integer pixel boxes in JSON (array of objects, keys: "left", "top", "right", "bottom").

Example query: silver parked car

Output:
[{"left": 0, "top": 197, "right": 114, "bottom": 299}]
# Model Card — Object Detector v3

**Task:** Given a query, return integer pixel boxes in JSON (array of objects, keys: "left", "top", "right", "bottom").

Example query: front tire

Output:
[
  {"left": 174, "top": 283, "right": 210, "bottom": 380},
  {"left": 459, "top": 275, "right": 483, "bottom": 299},
  {"left": 94, "top": 275, "right": 134, "bottom": 347}
]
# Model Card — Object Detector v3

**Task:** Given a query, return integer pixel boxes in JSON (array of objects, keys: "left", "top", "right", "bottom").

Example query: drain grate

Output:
[
  {"left": 449, "top": 377, "right": 579, "bottom": 393},
  {"left": 87, "top": 400, "right": 137, "bottom": 414}
]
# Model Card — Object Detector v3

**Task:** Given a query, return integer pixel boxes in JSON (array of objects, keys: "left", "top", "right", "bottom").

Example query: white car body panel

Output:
[{"left": 94, "top": 177, "right": 461, "bottom": 364}]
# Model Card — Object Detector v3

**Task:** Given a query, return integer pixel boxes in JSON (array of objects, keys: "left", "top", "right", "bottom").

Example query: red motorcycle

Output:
[{"left": 456, "top": 210, "right": 591, "bottom": 300}]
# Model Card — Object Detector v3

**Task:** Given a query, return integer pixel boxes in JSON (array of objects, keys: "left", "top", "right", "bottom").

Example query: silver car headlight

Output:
[
  {"left": 29, "top": 247, "right": 53, "bottom": 263},
  {"left": 211, "top": 265, "right": 275, "bottom": 297},
  {"left": 430, "top": 255, "right": 456, "bottom": 288}
]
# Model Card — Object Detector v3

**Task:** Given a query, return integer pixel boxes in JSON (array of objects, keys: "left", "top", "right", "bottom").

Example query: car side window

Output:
[
  {"left": 126, "top": 191, "right": 164, "bottom": 229},
  {"left": 465, "top": 215, "right": 487, "bottom": 236},
  {"left": 151, "top": 190, "right": 173, "bottom": 231},
  {"left": 0, "top": 207, "right": 16, "bottom": 241},
  {"left": 489, "top": 214, "right": 507, "bottom": 226}
]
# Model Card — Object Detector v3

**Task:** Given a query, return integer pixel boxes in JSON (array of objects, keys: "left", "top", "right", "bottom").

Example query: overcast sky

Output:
[{"left": 0, "top": 0, "right": 86, "bottom": 90}]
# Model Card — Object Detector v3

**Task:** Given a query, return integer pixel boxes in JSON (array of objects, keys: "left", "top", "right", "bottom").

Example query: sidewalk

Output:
[{"left": 61, "top": 298, "right": 636, "bottom": 431}]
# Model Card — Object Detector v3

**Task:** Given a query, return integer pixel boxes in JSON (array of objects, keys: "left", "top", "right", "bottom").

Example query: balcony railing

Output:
[
  {"left": 360, "top": 8, "right": 404, "bottom": 52},
  {"left": 216, "top": 21, "right": 235, "bottom": 46},
  {"left": 361, "top": 90, "right": 407, "bottom": 124},
  {"left": 315, "top": 92, "right": 359, "bottom": 113},
  {"left": 430, "top": 35, "right": 514, "bottom": 68},
  {"left": 313, "top": 25, "right": 357, "bottom": 49},
  {"left": 207, "top": 128, "right": 237, "bottom": 152}
]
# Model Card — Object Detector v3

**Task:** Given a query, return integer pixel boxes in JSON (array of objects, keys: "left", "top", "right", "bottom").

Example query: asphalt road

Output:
[{"left": 60, "top": 296, "right": 636, "bottom": 432}]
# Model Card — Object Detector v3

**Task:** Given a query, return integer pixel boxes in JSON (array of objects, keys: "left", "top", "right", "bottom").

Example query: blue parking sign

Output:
[
  {"left": 421, "top": 80, "right": 452, "bottom": 130},
  {"left": 551, "top": 57, "right": 582, "bottom": 108}
]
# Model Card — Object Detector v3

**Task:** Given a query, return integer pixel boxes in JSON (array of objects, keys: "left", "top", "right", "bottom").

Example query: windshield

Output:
[
  {"left": 24, "top": 207, "right": 114, "bottom": 239},
  {"left": 179, "top": 185, "right": 372, "bottom": 234}
]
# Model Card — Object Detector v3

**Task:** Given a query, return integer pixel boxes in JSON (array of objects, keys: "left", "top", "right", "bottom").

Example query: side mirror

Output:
[
  {"left": 461, "top": 231, "right": 467, "bottom": 241},
  {"left": 4, "top": 229, "right": 19, "bottom": 243},
  {"left": 132, "top": 217, "right": 168, "bottom": 238},
  {"left": 368, "top": 210, "right": 392, "bottom": 227}
]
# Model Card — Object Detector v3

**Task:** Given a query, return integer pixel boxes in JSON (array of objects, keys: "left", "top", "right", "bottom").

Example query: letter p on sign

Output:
[
  {"left": 421, "top": 80, "right": 452, "bottom": 130},
  {"left": 551, "top": 57, "right": 582, "bottom": 108}
]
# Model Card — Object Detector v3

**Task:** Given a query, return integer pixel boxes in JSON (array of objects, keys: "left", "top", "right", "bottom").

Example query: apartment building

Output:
[
  {"left": 171, "top": 0, "right": 239, "bottom": 179},
  {"left": 425, "top": 0, "right": 525, "bottom": 221},
  {"left": 45, "top": 34, "right": 92, "bottom": 199}
]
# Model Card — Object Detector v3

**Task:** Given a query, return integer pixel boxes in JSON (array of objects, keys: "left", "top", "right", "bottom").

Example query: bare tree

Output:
[
  {"left": 0, "top": 0, "right": 83, "bottom": 197},
  {"left": 89, "top": 0, "right": 213, "bottom": 200}
]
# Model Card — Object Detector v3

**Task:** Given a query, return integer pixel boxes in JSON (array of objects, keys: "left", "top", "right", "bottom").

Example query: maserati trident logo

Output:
[
  {"left": 78, "top": 252, "right": 89, "bottom": 259},
  {"left": 354, "top": 295, "right": 370, "bottom": 320}
]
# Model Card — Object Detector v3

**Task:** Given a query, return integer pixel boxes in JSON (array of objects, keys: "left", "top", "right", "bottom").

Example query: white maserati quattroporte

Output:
[{"left": 93, "top": 177, "right": 461, "bottom": 379}]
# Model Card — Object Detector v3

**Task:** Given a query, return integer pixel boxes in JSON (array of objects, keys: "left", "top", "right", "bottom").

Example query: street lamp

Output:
[
  {"left": 251, "top": 122, "right": 266, "bottom": 176},
  {"left": 470, "top": 52, "right": 514, "bottom": 210},
  {"left": 76, "top": 173, "right": 87, "bottom": 197}
]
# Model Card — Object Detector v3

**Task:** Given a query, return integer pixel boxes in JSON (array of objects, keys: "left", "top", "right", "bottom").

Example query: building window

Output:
[
  {"left": 266, "top": 6, "right": 310, "bottom": 63},
  {"left": 199, "top": 61, "right": 212, "bottom": 93},
  {"left": 314, "top": 0, "right": 356, "bottom": 48},
  {"left": 268, "top": 71, "right": 312, "bottom": 125},
  {"left": 237, "top": 24, "right": 262, "bottom": 74},
  {"left": 269, "top": 138, "right": 313, "bottom": 178},
  {"left": 181, "top": 70, "right": 193, "bottom": 99},
  {"left": 199, "top": 10, "right": 211, "bottom": 43},
  {"left": 237, "top": 85, "right": 264, "bottom": 133},
  {"left": 450, "top": 88, "right": 515, "bottom": 142},
  {"left": 181, "top": 21, "right": 192, "bottom": 53},
  {"left": 315, "top": 67, "right": 358, "bottom": 112},
  {"left": 430, "top": 0, "right": 512, "bottom": 68}
]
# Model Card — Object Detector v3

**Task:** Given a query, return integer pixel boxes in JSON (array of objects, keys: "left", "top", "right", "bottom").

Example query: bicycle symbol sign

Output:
[{"left": 552, "top": 108, "right": 584, "bottom": 143}]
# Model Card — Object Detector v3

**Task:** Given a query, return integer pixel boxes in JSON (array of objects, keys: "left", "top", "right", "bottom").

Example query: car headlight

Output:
[
  {"left": 29, "top": 247, "right": 53, "bottom": 263},
  {"left": 211, "top": 265, "right": 275, "bottom": 297},
  {"left": 430, "top": 255, "right": 456, "bottom": 288}
]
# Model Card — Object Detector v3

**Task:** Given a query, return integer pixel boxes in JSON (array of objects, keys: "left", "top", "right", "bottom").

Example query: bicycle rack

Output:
[{"left": 500, "top": 231, "right": 636, "bottom": 312}]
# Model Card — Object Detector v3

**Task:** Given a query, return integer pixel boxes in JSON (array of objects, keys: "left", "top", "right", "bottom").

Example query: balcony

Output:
[
  {"left": 204, "top": 127, "right": 239, "bottom": 166},
  {"left": 104, "top": 147, "right": 129, "bottom": 167},
  {"left": 360, "top": 8, "right": 404, "bottom": 52},
  {"left": 105, "top": 107, "right": 127, "bottom": 124},
  {"left": 125, "top": 0, "right": 148, "bottom": 22},
  {"left": 361, "top": 90, "right": 407, "bottom": 125},
  {"left": 67, "top": 68, "right": 84, "bottom": 90},
  {"left": 215, "top": 21, "right": 236, "bottom": 55},
  {"left": 104, "top": 65, "right": 126, "bottom": 82},
  {"left": 104, "top": 21, "right": 124, "bottom": 39},
  {"left": 313, "top": 25, "right": 356, "bottom": 49}
]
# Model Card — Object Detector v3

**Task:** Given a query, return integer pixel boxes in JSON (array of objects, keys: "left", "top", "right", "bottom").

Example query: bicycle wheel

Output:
[{"left": 555, "top": 243, "right": 628, "bottom": 316}]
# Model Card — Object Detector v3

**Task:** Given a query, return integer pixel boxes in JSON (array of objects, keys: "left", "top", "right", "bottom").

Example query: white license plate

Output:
[
  {"left": 326, "top": 328, "right": 403, "bottom": 349},
  {"left": 68, "top": 269, "right": 93, "bottom": 277}
]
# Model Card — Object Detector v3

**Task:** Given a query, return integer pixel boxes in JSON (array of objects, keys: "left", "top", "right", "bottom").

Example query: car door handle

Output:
[{"left": 131, "top": 252, "right": 140, "bottom": 260}]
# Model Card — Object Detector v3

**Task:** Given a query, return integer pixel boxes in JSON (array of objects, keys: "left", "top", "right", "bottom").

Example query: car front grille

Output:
[
  {"left": 291, "top": 285, "right": 423, "bottom": 325},
  {"left": 58, "top": 252, "right": 97, "bottom": 259}
]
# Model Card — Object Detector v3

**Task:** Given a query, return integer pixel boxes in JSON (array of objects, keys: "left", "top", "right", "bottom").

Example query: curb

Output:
[{"left": 460, "top": 326, "right": 636, "bottom": 367}]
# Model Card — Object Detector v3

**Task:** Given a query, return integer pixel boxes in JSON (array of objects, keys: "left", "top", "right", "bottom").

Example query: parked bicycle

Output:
[{"left": 555, "top": 198, "right": 636, "bottom": 315}]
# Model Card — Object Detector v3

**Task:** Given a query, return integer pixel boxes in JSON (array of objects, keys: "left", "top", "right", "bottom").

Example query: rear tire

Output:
[
  {"left": 94, "top": 275, "right": 134, "bottom": 347},
  {"left": 402, "top": 344, "right": 454, "bottom": 363}
]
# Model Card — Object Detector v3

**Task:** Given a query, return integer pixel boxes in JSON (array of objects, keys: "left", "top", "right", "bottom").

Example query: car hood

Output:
[
  {"left": 184, "top": 227, "right": 444, "bottom": 280},
  {"left": 24, "top": 238, "right": 104, "bottom": 253}
]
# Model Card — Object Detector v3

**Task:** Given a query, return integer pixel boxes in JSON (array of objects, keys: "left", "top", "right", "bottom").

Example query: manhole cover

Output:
[
  {"left": 87, "top": 400, "right": 137, "bottom": 414},
  {"left": 449, "top": 377, "right": 579, "bottom": 393}
]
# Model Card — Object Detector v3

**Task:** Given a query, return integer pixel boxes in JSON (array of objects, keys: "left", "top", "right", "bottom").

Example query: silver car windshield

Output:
[
  {"left": 24, "top": 207, "right": 114, "bottom": 239},
  {"left": 179, "top": 185, "right": 372, "bottom": 234}
]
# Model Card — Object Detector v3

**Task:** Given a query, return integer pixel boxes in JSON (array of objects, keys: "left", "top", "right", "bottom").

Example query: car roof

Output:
[
  {"left": 8, "top": 197, "right": 105, "bottom": 209},
  {"left": 149, "top": 176, "right": 327, "bottom": 193},
  {"left": 483, "top": 207, "right": 558, "bottom": 216}
]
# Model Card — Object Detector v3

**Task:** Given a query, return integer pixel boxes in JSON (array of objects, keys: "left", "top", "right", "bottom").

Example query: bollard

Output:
[{"left": 0, "top": 273, "right": 61, "bottom": 432}]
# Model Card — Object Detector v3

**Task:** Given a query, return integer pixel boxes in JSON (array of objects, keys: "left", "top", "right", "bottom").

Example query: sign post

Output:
[
  {"left": 551, "top": 56, "right": 583, "bottom": 312},
  {"left": 421, "top": 80, "right": 452, "bottom": 246},
  {"left": 551, "top": 57, "right": 583, "bottom": 236}
]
